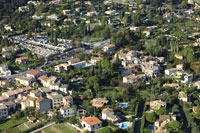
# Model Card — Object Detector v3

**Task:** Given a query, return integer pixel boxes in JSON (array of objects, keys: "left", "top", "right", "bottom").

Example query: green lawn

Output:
[
  {"left": 18, "top": 124, "right": 28, "bottom": 132},
  {"left": 54, "top": 123, "right": 76, "bottom": 133},
  {"left": 42, "top": 123, "right": 76, "bottom": 133},
  {"left": 0, "top": 117, "right": 27, "bottom": 130},
  {"left": 2, "top": 127, "right": 22, "bottom": 133}
]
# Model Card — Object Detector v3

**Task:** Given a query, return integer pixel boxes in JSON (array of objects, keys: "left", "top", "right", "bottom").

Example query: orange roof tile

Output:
[
  {"left": 27, "top": 69, "right": 40, "bottom": 76},
  {"left": 36, "top": 97, "right": 44, "bottom": 103},
  {"left": 80, "top": 117, "right": 102, "bottom": 126},
  {"left": 16, "top": 57, "right": 28, "bottom": 61},
  {"left": 68, "top": 58, "right": 79, "bottom": 63}
]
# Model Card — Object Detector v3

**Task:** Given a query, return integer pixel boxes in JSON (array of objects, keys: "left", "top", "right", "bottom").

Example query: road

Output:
[
  {"left": 30, "top": 122, "right": 55, "bottom": 133},
  {"left": 179, "top": 107, "right": 191, "bottom": 133},
  {"left": 134, "top": 102, "right": 145, "bottom": 133}
]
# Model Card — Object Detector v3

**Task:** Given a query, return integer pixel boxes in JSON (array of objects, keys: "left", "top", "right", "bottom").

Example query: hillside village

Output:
[{"left": 0, "top": 0, "right": 200, "bottom": 133}]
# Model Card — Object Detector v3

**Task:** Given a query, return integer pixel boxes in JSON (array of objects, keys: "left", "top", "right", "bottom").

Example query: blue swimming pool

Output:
[
  {"left": 146, "top": 126, "right": 156, "bottom": 130},
  {"left": 121, "top": 123, "right": 128, "bottom": 128},
  {"left": 121, "top": 103, "right": 128, "bottom": 108}
]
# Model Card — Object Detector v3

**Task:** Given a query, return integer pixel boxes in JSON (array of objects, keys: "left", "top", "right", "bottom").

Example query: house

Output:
[
  {"left": 174, "top": 54, "right": 183, "bottom": 60},
  {"left": 0, "top": 80, "right": 8, "bottom": 88},
  {"left": 17, "top": 95, "right": 37, "bottom": 110},
  {"left": 39, "top": 76, "right": 69, "bottom": 94},
  {"left": 130, "top": 26, "right": 141, "bottom": 31},
  {"left": 155, "top": 57, "right": 165, "bottom": 63},
  {"left": 163, "top": 83, "right": 180, "bottom": 90},
  {"left": 4, "top": 101, "right": 16, "bottom": 111},
  {"left": 27, "top": 69, "right": 45, "bottom": 79},
  {"left": 47, "top": 92, "right": 64, "bottom": 108},
  {"left": 142, "top": 31, "right": 151, "bottom": 36},
  {"left": 150, "top": 100, "right": 166, "bottom": 110},
  {"left": 67, "top": 58, "right": 80, "bottom": 65},
  {"left": 0, "top": 104, "right": 8, "bottom": 118},
  {"left": 54, "top": 63, "right": 71, "bottom": 72},
  {"left": 2, "top": 47, "right": 16, "bottom": 53},
  {"left": 123, "top": 74, "right": 146, "bottom": 83},
  {"left": 0, "top": 95, "right": 9, "bottom": 104},
  {"left": 103, "top": 44, "right": 116, "bottom": 52},
  {"left": 2, "top": 53, "right": 12, "bottom": 58},
  {"left": 60, "top": 105, "right": 73, "bottom": 117},
  {"left": 15, "top": 57, "right": 29, "bottom": 65},
  {"left": 15, "top": 76, "right": 33, "bottom": 86},
  {"left": 176, "top": 64, "right": 184, "bottom": 70},
  {"left": 18, "top": 6, "right": 29, "bottom": 12},
  {"left": 182, "top": 73, "right": 193, "bottom": 83},
  {"left": 4, "top": 25, "right": 13, "bottom": 31},
  {"left": 0, "top": 64, "right": 11, "bottom": 76},
  {"left": 35, "top": 97, "right": 51, "bottom": 113},
  {"left": 38, "top": 87, "right": 52, "bottom": 95},
  {"left": 86, "top": 11, "right": 98, "bottom": 16},
  {"left": 2, "top": 91, "right": 17, "bottom": 101},
  {"left": 165, "top": 68, "right": 177, "bottom": 76},
  {"left": 80, "top": 117, "right": 102, "bottom": 131},
  {"left": 91, "top": 98, "right": 108, "bottom": 108},
  {"left": 46, "top": 14, "right": 58, "bottom": 21},
  {"left": 178, "top": 92, "right": 188, "bottom": 103},
  {"left": 102, "top": 108, "right": 118, "bottom": 123},
  {"left": 32, "top": 14, "right": 43, "bottom": 19},
  {"left": 141, "top": 61, "right": 160, "bottom": 77},
  {"left": 192, "top": 106, "right": 198, "bottom": 113},
  {"left": 105, "top": 10, "right": 118, "bottom": 15},
  {"left": 27, "top": 116, "right": 37, "bottom": 123},
  {"left": 154, "top": 115, "right": 176, "bottom": 129},
  {"left": 90, "top": 56, "right": 103, "bottom": 65},
  {"left": 194, "top": 81, "right": 200, "bottom": 89},
  {"left": 63, "top": 95, "right": 73, "bottom": 105},
  {"left": 29, "top": 90, "right": 42, "bottom": 98},
  {"left": 62, "top": 9, "right": 71, "bottom": 15}
]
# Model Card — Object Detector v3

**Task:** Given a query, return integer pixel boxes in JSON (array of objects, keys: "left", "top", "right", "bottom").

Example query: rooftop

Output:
[
  {"left": 27, "top": 69, "right": 41, "bottom": 76},
  {"left": 80, "top": 117, "right": 102, "bottom": 126}
]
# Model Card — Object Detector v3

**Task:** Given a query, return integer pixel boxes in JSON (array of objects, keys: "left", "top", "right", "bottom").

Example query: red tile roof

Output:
[
  {"left": 36, "top": 97, "right": 44, "bottom": 103},
  {"left": 80, "top": 117, "right": 102, "bottom": 126},
  {"left": 27, "top": 70, "right": 40, "bottom": 76},
  {"left": 16, "top": 57, "right": 28, "bottom": 61},
  {"left": 68, "top": 58, "right": 79, "bottom": 63}
]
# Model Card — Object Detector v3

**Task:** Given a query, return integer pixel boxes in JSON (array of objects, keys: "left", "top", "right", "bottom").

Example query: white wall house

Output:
[
  {"left": 0, "top": 105, "right": 8, "bottom": 118},
  {"left": 60, "top": 105, "right": 73, "bottom": 117},
  {"left": 80, "top": 117, "right": 102, "bottom": 131}
]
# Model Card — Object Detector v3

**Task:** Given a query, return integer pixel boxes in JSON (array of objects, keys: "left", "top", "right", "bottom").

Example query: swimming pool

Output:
[
  {"left": 146, "top": 126, "right": 156, "bottom": 130},
  {"left": 121, "top": 103, "right": 128, "bottom": 108},
  {"left": 121, "top": 123, "right": 128, "bottom": 128}
]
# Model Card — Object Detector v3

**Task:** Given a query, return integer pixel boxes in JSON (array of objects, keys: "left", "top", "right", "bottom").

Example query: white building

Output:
[
  {"left": 165, "top": 68, "right": 177, "bottom": 76},
  {"left": 0, "top": 64, "right": 11, "bottom": 76},
  {"left": 103, "top": 44, "right": 116, "bottom": 52},
  {"left": 46, "top": 14, "right": 59, "bottom": 21},
  {"left": 80, "top": 117, "right": 102, "bottom": 131},
  {"left": 0, "top": 104, "right": 8, "bottom": 118},
  {"left": 60, "top": 105, "right": 73, "bottom": 117},
  {"left": 102, "top": 108, "right": 118, "bottom": 123}
]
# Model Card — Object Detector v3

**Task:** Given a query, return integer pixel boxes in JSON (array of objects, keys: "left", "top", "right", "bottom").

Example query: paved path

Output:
[
  {"left": 30, "top": 122, "right": 55, "bottom": 133},
  {"left": 134, "top": 102, "right": 145, "bottom": 133}
]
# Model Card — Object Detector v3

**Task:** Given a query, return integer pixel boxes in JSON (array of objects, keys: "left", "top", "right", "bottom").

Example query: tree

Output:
[
  {"left": 145, "top": 112, "right": 156, "bottom": 122},
  {"left": 13, "top": 111, "right": 22, "bottom": 120},
  {"left": 72, "top": 105, "right": 77, "bottom": 116},
  {"left": 156, "top": 108, "right": 167, "bottom": 116},
  {"left": 166, "top": 120, "right": 182, "bottom": 132},
  {"left": 122, "top": 16, "right": 128, "bottom": 24},
  {"left": 53, "top": 31, "right": 57, "bottom": 46},
  {"left": 99, "top": 127, "right": 112, "bottom": 133}
]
